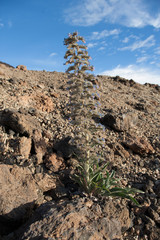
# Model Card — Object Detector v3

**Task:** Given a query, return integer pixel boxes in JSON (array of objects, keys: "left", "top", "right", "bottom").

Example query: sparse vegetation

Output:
[{"left": 64, "top": 31, "right": 142, "bottom": 204}]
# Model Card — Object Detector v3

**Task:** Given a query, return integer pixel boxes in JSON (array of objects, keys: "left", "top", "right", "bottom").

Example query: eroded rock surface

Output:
[
  {"left": 101, "top": 111, "right": 138, "bottom": 132},
  {"left": 0, "top": 109, "right": 40, "bottom": 137},
  {"left": 123, "top": 135, "right": 155, "bottom": 155},
  {"left": 11, "top": 198, "right": 131, "bottom": 240},
  {"left": 0, "top": 164, "right": 39, "bottom": 235}
]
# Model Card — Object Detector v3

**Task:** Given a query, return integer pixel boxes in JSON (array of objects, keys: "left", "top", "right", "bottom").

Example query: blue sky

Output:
[{"left": 0, "top": 0, "right": 160, "bottom": 85}]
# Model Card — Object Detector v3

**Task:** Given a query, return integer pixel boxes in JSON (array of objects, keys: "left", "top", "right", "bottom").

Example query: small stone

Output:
[
  {"left": 45, "top": 153, "right": 65, "bottom": 172},
  {"left": 155, "top": 180, "right": 160, "bottom": 185},
  {"left": 123, "top": 135, "right": 155, "bottom": 155},
  {"left": 145, "top": 180, "right": 154, "bottom": 192},
  {"left": 32, "top": 129, "right": 46, "bottom": 165},
  {"left": 34, "top": 173, "right": 56, "bottom": 192},
  {"left": 19, "top": 136, "right": 31, "bottom": 159},
  {"left": 44, "top": 195, "right": 52, "bottom": 201},
  {"left": 142, "top": 215, "right": 155, "bottom": 226},
  {"left": 85, "top": 199, "right": 93, "bottom": 208},
  {"left": 139, "top": 161, "right": 144, "bottom": 167},
  {"left": 35, "top": 165, "right": 43, "bottom": 174},
  {"left": 147, "top": 207, "right": 160, "bottom": 223},
  {"left": 114, "top": 143, "right": 130, "bottom": 158},
  {"left": 50, "top": 92, "right": 59, "bottom": 98},
  {"left": 16, "top": 65, "right": 27, "bottom": 71}
]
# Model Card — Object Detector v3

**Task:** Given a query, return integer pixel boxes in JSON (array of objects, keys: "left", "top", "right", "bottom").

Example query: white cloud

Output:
[
  {"left": 149, "top": 13, "right": 160, "bottom": 28},
  {"left": 87, "top": 42, "right": 97, "bottom": 48},
  {"left": 98, "top": 46, "right": 106, "bottom": 51},
  {"left": 64, "top": 0, "right": 160, "bottom": 28},
  {"left": 0, "top": 20, "right": 13, "bottom": 28},
  {"left": 136, "top": 56, "right": 148, "bottom": 63},
  {"left": 155, "top": 47, "right": 160, "bottom": 55},
  {"left": 64, "top": 0, "right": 110, "bottom": 26},
  {"left": 49, "top": 52, "right": 57, "bottom": 57},
  {"left": 0, "top": 22, "right": 4, "bottom": 28},
  {"left": 122, "top": 37, "right": 129, "bottom": 43},
  {"left": 122, "top": 34, "right": 139, "bottom": 43},
  {"left": 150, "top": 61, "right": 155, "bottom": 65},
  {"left": 90, "top": 29, "right": 120, "bottom": 40},
  {"left": 100, "top": 64, "right": 160, "bottom": 85},
  {"left": 119, "top": 35, "right": 155, "bottom": 51}
]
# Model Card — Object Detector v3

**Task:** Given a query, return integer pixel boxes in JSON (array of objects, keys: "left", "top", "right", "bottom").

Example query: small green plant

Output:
[
  {"left": 74, "top": 162, "right": 142, "bottom": 205},
  {"left": 64, "top": 32, "right": 143, "bottom": 204}
]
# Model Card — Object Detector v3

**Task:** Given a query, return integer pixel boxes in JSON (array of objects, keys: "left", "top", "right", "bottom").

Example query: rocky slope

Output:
[{"left": 0, "top": 62, "right": 160, "bottom": 240}]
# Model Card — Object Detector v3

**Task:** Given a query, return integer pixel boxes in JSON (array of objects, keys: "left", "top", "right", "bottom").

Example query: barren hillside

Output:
[{"left": 0, "top": 62, "right": 160, "bottom": 240}]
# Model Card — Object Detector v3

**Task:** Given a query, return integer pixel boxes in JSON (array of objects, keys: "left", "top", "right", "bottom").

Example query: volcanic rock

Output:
[
  {"left": 16, "top": 65, "right": 27, "bottom": 71},
  {"left": 101, "top": 111, "right": 137, "bottom": 132},
  {"left": 11, "top": 198, "right": 131, "bottom": 240},
  {"left": 0, "top": 164, "right": 39, "bottom": 235},
  {"left": 0, "top": 109, "right": 40, "bottom": 137},
  {"left": 123, "top": 135, "right": 155, "bottom": 155}
]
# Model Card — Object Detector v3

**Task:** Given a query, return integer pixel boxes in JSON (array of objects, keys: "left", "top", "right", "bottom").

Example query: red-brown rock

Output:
[
  {"left": 32, "top": 129, "right": 46, "bottom": 164},
  {"left": 34, "top": 172, "right": 57, "bottom": 192},
  {"left": 0, "top": 109, "right": 40, "bottom": 137},
  {"left": 0, "top": 164, "right": 39, "bottom": 235},
  {"left": 101, "top": 111, "right": 137, "bottom": 132},
  {"left": 16, "top": 65, "right": 27, "bottom": 71},
  {"left": 123, "top": 136, "right": 155, "bottom": 155},
  {"left": 12, "top": 198, "right": 131, "bottom": 240},
  {"left": 34, "top": 94, "right": 54, "bottom": 112},
  {"left": 19, "top": 136, "right": 32, "bottom": 159},
  {"left": 45, "top": 153, "right": 65, "bottom": 172},
  {"left": 50, "top": 91, "right": 59, "bottom": 98}
]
